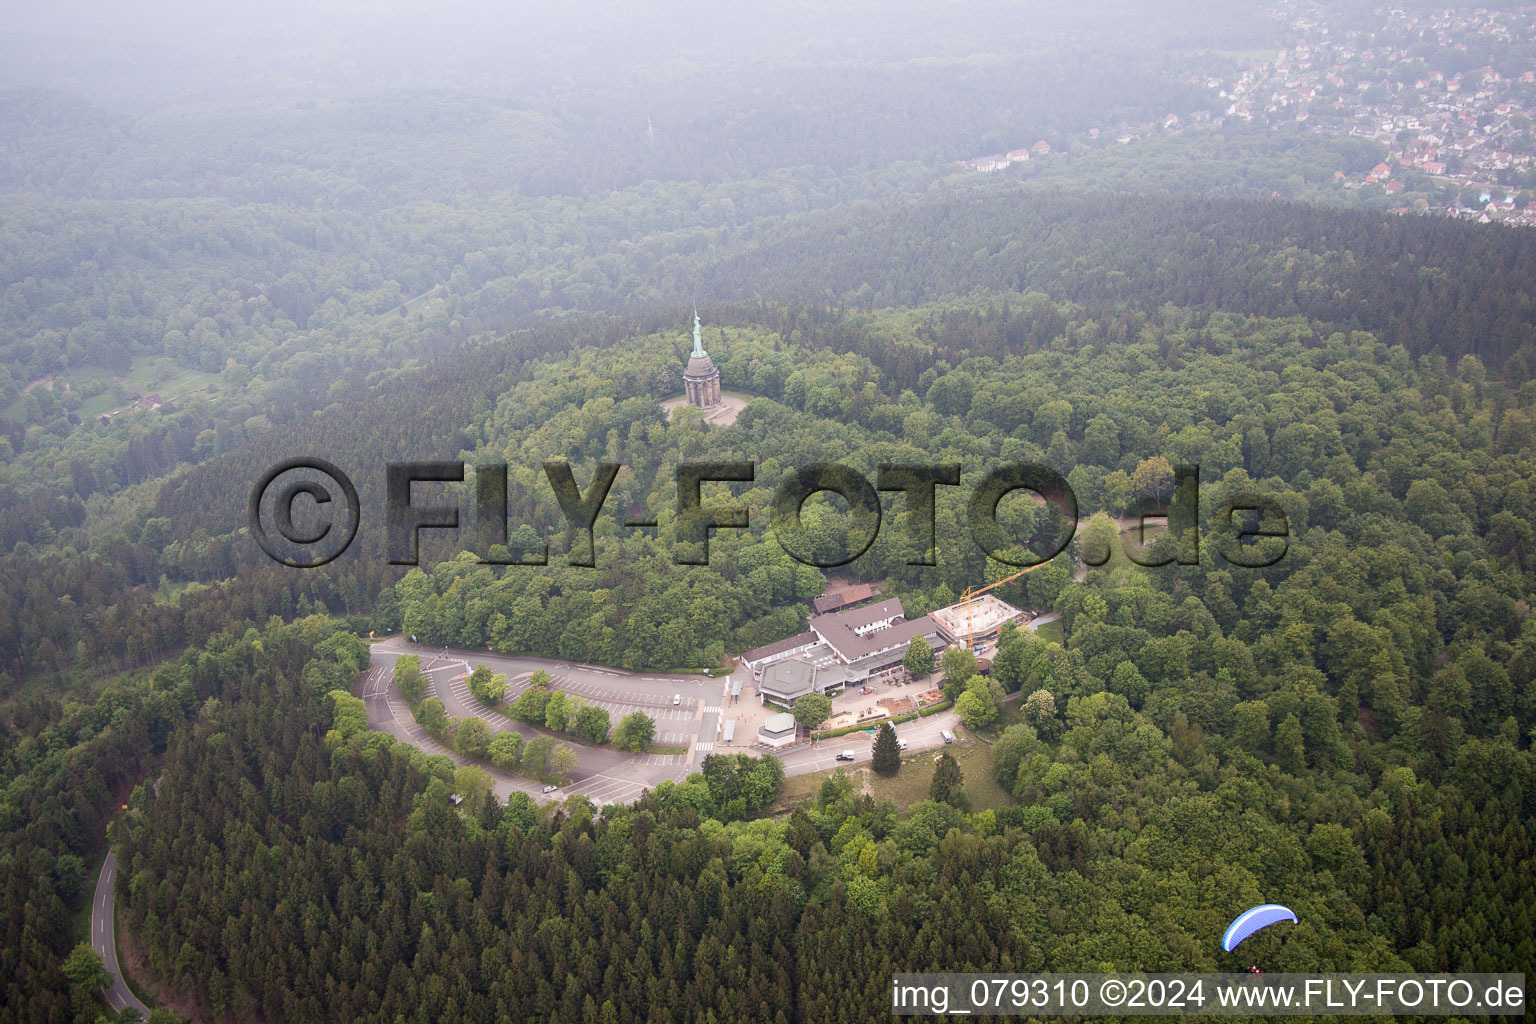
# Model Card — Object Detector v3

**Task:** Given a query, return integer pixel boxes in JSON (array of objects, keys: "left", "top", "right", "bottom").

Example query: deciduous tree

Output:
[
  {"left": 415, "top": 696, "right": 447, "bottom": 734},
  {"left": 793, "top": 693, "right": 833, "bottom": 730},
  {"left": 549, "top": 743, "right": 578, "bottom": 780},
  {"left": 455, "top": 716, "right": 492, "bottom": 759},
  {"left": 467, "top": 664, "right": 507, "bottom": 705},
  {"left": 903, "top": 636, "right": 935, "bottom": 677},
  {"left": 394, "top": 655, "right": 426, "bottom": 705},
  {"left": 575, "top": 704, "right": 611, "bottom": 743},
  {"left": 488, "top": 730, "right": 524, "bottom": 770},
  {"left": 614, "top": 711, "right": 656, "bottom": 752}
]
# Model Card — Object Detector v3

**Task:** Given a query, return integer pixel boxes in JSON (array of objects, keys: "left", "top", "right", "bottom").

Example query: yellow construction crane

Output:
[{"left": 958, "top": 559, "right": 1051, "bottom": 650}]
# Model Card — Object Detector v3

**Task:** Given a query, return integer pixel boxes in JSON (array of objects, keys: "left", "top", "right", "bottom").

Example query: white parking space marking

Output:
[{"left": 566, "top": 772, "right": 651, "bottom": 805}]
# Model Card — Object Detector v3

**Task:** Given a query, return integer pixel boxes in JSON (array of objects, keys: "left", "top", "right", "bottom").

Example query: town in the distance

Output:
[
  {"left": 960, "top": 1, "right": 1536, "bottom": 226},
  {"left": 5, "top": 0, "right": 1534, "bottom": 1018}
]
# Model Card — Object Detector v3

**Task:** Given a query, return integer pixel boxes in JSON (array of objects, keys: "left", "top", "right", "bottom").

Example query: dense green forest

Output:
[
  {"left": 6, "top": 184, "right": 1536, "bottom": 689},
  {"left": 4, "top": 4, "right": 1536, "bottom": 1016},
  {"left": 5, "top": 575, "right": 1529, "bottom": 1021},
  {"left": 115, "top": 621, "right": 1534, "bottom": 1023},
  {"left": 6, "top": 271, "right": 1536, "bottom": 1019},
  {"left": 0, "top": 617, "right": 339, "bottom": 1022}
]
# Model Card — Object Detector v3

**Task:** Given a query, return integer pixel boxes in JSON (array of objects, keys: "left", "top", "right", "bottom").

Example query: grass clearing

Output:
[
  {"left": 778, "top": 772, "right": 825, "bottom": 804},
  {"left": 4, "top": 356, "right": 221, "bottom": 420},
  {"left": 1032, "top": 619, "right": 1064, "bottom": 644},
  {"left": 774, "top": 737, "right": 1015, "bottom": 814},
  {"left": 118, "top": 356, "right": 221, "bottom": 398},
  {"left": 867, "top": 741, "right": 1014, "bottom": 811},
  {"left": 989, "top": 700, "right": 1029, "bottom": 730}
]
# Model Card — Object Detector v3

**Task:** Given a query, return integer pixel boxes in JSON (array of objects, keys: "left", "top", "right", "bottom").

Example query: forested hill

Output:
[
  {"left": 697, "top": 190, "right": 1536, "bottom": 373},
  {"left": 12, "top": 600, "right": 1532, "bottom": 1023},
  {"left": 6, "top": 183, "right": 1536, "bottom": 686}
]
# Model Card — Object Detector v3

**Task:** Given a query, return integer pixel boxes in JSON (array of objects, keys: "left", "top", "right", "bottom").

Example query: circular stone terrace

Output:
[{"left": 660, "top": 388, "right": 751, "bottom": 426}]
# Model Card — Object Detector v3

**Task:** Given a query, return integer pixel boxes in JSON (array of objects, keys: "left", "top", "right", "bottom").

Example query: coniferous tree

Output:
[
  {"left": 929, "top": 752, "right": 966, "bottom": 807},
  {"left": 872, "top": 722, "right": 901, "bottom": 776}
]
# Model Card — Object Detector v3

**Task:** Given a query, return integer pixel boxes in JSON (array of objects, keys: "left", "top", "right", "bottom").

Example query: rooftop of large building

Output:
[
  {"left": 762, "top": 659, "right": 814, "bottom": 693},
  {"left": 741, "top": 630, "right": 818, "bottom": 665},
  {"left": 810, "top": 598, "right": 941, "bottom": 663}
]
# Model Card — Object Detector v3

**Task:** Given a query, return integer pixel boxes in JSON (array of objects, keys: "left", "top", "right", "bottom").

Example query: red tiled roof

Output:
[{"left": 812, "top": 583, "right": 876, "bottom": 614}]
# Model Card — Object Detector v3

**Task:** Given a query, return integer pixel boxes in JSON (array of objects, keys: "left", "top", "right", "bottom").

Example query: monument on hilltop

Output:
[{"left": 682, "top": 310, "right": 722, "bottom": 409}]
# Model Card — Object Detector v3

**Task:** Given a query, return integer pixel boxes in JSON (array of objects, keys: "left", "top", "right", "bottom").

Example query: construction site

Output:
[{"left": 931, "top": 593, "right": 1029, "bottom": 649}]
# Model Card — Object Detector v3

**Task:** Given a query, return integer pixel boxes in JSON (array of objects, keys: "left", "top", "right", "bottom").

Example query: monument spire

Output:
[{"left": 682, "top": 308, "right": 721, "bottom": 410}]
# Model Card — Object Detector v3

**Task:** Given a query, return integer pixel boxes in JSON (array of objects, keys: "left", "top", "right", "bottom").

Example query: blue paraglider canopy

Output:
[{"left": 1222, "top": 904, "right": 1298, "bottom": 951}]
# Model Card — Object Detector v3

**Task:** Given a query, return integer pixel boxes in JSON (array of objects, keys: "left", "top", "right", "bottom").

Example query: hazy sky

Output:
[{"left": 0, "top": 0, "right": 1270, "bottom": 111}]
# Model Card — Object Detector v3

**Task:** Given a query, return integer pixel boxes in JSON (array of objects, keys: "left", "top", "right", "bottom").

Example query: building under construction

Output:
[{"left": 931, "top": 593, "right": 1028, "bottom": 649}]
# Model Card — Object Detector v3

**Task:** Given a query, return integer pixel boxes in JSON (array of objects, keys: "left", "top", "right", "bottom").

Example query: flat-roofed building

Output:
[
  {"left": 758, "top": 657, "right": 855, "bottom": 704},
  {"left": 761, "top": 660, "right": 815, "bottom": 701},
  {"left": 757, "top": 711, "right": 799, "bottom": 748}
]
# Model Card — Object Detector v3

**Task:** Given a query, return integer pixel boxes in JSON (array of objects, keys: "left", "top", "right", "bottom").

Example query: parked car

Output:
[
  {"left": 542, "top": 784, "right": 559, "bottom": 794},
  {"left": 672, "top": 693, "right": 682, "bottom": 705}
]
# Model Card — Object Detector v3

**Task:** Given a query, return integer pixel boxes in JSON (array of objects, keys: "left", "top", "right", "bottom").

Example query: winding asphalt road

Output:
[{"left": 91, "top": 849, "right": 149, "bottom": 1018}]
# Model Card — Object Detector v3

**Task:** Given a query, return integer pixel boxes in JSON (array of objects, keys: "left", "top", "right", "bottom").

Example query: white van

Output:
[
  {"left": 896, "top": 737, "right": 909, "bottom": 751},
  {"left": 940, "top": 729, "right": 954, "bottom": 745},
  {"left": 836, "top": 750, "right": 856, "bottom": 762}
]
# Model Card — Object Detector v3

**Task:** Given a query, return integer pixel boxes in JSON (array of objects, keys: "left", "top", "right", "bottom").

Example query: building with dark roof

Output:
[
  {"left": 745, "top": 597, "right": 949, "bottom": 705},
  {"left": 811, "top": 582, "right": 876, "bottom": 614},
  {"left": 741, "top": 631, "right": 818, "bottom": 673},
  {"left": 808, "top": 599, "right": 945, "bottom": 676}
]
